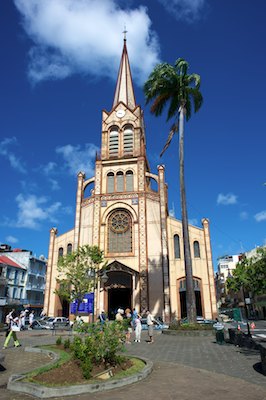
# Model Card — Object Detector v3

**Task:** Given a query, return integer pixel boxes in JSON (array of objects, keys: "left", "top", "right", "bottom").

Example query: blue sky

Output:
[{"left": 0, "top": 0, "right": 265, "bottom": 268}]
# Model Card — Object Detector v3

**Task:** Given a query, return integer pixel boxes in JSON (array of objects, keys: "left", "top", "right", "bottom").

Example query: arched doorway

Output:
[
  {"left": 108, "top": 287, "right": 132, "bottom": 319},
  {"left": 105, "top": 269, "right": 133, "bottom": 320},
  {"left": 179, "top": 278, "right": 203, "bottom": 318}
]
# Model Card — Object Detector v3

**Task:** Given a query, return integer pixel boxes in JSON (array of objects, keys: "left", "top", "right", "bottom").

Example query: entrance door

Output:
[
  {"left": 108, "top": 288, "right": 132, "bottom": 320},
  {"left": 179, "top": 291, "right": 203, "bottom": 318}
]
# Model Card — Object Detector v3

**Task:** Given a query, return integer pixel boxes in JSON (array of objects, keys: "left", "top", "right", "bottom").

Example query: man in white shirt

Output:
[{"left": 146, "top": 311, "right": 155, "bottom": 343}]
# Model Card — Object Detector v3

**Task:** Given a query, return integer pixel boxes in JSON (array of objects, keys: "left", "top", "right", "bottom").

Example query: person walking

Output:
[
  {"left": 20, "top": 310, "right": 26, "bottom": 330},
  {"left": 99, "top": 310, "right": 107, "bottom": 329},
  {"left": 29, "top": 310, "right": 34, "bottom": 329},
  {"left": 134, "top": 314, "right": 142, "bottom": 343},
  {"left": 146, "top": 310, "right": 155, "bottom": 343},
  {"left": 3, "top": 311, "right": 21, "bottom": 349},
  {"left": 125, "top": 309, "right": 133, "bottom": 344},
  {"left": 4, "top": 309, "right": 14, "bottom": 338}
]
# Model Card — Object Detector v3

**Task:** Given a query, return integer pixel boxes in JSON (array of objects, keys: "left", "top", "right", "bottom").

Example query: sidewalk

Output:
[{"left": 0, "top": 330, "right": 265, "bottom": 400}]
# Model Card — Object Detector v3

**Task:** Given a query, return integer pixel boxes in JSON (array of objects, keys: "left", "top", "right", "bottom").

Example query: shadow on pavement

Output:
[{"left": 253, "top": 362, "right": 265, "bottom": 376}]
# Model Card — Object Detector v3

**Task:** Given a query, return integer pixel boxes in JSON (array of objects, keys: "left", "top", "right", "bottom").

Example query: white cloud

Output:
[
  {"left": 56, "top": 143, "right": 98, "bottom": 176},
  {"left": 14, "top": 0, "right": 160, "bottom": 84},
  {"left": 240, "top": 211, "right": 248, "bottom": 220},
  {"left": 254, "top": 210, "right": 266, "bottom": 222},
  {"left": 188, "top": 218, "right": 198, "bottom": 226},
  {"left": 217, "top": 193, "right": 238, "bottom": 205},
  {"left": 48, "top": 178, "right": 60, "bottom": 191},
  {"left": 43, "top": 161, "right": 57, "bottom": 175},
  {"left": 0, "top": 137, "right": 26, "bottom": 173},
  {"left": 13, "top": 194, "right": 62, "bottom": 230},
  {"left": 157, "top": 0, "right": 207, "bottom": 22},
  {"left": 5, "top": 235, "right": 19, "bottom": 244},
  {"left": 169, "top": 208, "right": 175, "bottom": 217}
]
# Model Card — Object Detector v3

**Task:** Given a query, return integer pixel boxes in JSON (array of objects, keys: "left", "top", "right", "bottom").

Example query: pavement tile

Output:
[{"left": 0, "top": 330, "right": 265, "bottom": 400}]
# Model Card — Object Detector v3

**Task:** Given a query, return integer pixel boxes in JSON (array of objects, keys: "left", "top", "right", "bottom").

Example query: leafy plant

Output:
[
  {"left": 69, "top": 322, "right": 125, "bottom": 378},
  {"left": 80, "top": 358, "right": 93, "bottom": 379},
  {"left": 227, "top": 247, "right": 266, "bottom": 296},
  {"left": 63, "top": 338, "right": 70, "bottom": 349},
  {"left": 56, "top": 336, "right": 62, "bottom": 346},
  {"left": 144, "top": 59, "right": 203, "bottom": 323},
  {"left": 54, "top": 245, "right": 107, "bottom": 314}
]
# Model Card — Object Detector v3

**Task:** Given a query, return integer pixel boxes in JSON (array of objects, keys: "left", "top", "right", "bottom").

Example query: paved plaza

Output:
[{"left": 0, "top": 330, "right": 265, "bottom": 400}]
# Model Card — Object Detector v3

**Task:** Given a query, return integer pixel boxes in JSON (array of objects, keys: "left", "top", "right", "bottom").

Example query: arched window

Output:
[
  {"left": 193, "top": 241, "right": 201, "bottom": 258},
  {"left": 58, "top": 247, "right": 64, "bottom": 259},
  {"left": 67, "top": 243, "right": 72, "bottom": 254},
  {"left": 126, "top": 170, "right": 133, "bottom": 191},
  {"left": 174, "top": 234, "right": 180, "bottom": 259},
  {"left": 109, "top": 126, "right": 119, "bottom": 157},
  {"left": 107, "top": 172, "right": 114, "bottom": 193},
  {"left": 116, "top": 171, "right": 124, "bottom": 192},
  {"left": 123, "top": 124, "right": 133, "bottom": 156},
  {"left": 108, "top": 210, "right": 132, "bottom": 253}
]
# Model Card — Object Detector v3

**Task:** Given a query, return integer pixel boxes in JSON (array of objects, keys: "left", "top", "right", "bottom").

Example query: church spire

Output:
[{"left": 113, "top": 34, "right": 136, "bottom": 110}]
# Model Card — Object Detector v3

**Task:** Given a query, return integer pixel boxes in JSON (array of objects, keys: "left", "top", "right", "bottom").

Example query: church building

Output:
[{"left": 44, "top": 39, "right": 217, "bottom": 322}]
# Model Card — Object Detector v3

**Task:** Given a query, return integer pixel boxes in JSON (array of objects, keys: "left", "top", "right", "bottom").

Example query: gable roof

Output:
[{"left": 0, "top": 255, "right": 26, "bottom": 270}]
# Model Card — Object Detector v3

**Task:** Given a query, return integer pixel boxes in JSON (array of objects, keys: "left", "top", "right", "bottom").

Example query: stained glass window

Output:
[
  {"left": 174, "top": 234, "right": 180, "bottom": 258},
  {"left": 108, "top": 210, "right": 132, "bottom": 253},
  {"left": 193, "top": 241, "right": 201, "bottom": 258}
]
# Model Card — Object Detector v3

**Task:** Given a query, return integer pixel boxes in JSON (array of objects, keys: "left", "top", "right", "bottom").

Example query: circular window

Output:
[{"left": 110, "top": 211, "right": 130, "bottom": 233}]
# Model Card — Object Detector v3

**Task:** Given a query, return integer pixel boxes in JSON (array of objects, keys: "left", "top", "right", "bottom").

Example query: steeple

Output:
[{"left": 113, "top": 35, "right": 136, "bottom": 110}]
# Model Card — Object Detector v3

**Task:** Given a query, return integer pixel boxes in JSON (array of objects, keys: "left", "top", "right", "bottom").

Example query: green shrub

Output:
[
  {"left": 169, "top": 322, "right": 213, "bottom": 330},
  {"left": 81, "top": 358, "right": 93, "bottom": 379},
  {"left": 73, "top": 322, "right": 90, "bottom": 334},
  {"left": 69, "top": 321, "right": 125, "bottom": 377},
  {"left": 63, "top": 338, "right": 70, "bottom": 349},
  {"left": 56, "top": 336, "right": 62, "bottom": 346}
]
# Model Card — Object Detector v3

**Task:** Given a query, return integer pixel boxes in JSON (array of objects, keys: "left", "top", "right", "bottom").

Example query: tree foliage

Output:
[
  {"left": 227, "top": 247, "right": 266, "bottom": 295},
  {"left": 143, "top": 58, "right": 203, "bottom": 323},
  {"left": 55, "top": 245, "right": 107, "bottom": 306}
]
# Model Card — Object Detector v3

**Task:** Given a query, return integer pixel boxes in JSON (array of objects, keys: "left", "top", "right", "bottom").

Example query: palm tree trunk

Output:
[{"left": 179, "top": 106, "right": 197, "bottom": 323}]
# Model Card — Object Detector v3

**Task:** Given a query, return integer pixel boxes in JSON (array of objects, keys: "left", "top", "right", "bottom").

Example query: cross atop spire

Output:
[
  {"left": 112, "top": 36, "right": 136, "bottom": 110},
  {"left": 123, "top": 26, "right": 128, "bottom": 41}
]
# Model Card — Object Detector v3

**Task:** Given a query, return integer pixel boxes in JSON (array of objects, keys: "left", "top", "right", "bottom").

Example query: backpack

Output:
[{"left": 5, "top": 313, "right": 11, "bottom": 324}]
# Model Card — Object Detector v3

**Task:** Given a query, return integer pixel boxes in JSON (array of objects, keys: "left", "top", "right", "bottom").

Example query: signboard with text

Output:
[{"left": 70, "top": 292, "right": 94, "bottom": 314}]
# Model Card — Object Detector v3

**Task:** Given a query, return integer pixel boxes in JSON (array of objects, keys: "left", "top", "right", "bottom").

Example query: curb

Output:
[
  {"left": 7, "top": 348, "right": 153, "bottom": 398},
  {"left": 163, "top": 329, "right": 214, "bottom": 336}
]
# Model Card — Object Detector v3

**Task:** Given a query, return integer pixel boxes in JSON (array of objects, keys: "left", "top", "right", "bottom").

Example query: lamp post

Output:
[
  {"left": 87, "top": 267, "right": 108, "bottom": 322},
  {"left": 242, "top": 286, "right": 252, "bottom": 337}
]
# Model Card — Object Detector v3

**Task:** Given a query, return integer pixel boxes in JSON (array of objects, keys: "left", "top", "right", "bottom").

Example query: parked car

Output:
[
  {"left": 46, "top": 317, "right": 70, "bottom": 329},
  {"left": 140, "top": 318, "right": 169, "bottom": 330},
  {"left": 180, "top": 316, "right": 216, "bottom": 325},
  {"left": 31, "top": 320, "right": 52, "bottom": 330}
]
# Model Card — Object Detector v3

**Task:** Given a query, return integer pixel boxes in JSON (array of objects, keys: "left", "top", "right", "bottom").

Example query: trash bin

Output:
[{"left": 213, "top": 322, "right": 225, "bottom": 345}]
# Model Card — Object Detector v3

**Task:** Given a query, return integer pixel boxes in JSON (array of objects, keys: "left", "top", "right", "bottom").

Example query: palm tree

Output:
[{"left": 144, "top": 58, "right": 203, "bottom": 323}]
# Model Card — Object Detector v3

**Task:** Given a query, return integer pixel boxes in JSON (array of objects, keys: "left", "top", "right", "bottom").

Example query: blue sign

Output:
[{"left": 70, "top": 292, "right": 94, "bottom": 314}]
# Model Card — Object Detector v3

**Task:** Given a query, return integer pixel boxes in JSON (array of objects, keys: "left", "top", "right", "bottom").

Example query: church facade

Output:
[{"left": 44, "top": 40, "right": 217, "bottom": 322}]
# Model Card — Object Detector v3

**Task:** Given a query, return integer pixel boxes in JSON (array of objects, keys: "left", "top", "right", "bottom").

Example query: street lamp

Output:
[
  {"left": 87, "top": 267, "right": 108, "bottom": 322},
  {"left": 242, "top": 286, "right": 252, "bottom": 337}
]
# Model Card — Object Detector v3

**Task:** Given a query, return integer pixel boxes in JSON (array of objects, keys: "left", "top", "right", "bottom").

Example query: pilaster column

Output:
[
  {"left": 202, "top": 218, "right": 217, "bottom": 318},
  {"left": 74, "top": 172, "right": 85, "bottom": 250},
  {"left": 44, "top": 227, "right": 57, "bottom": 315},
  {"left": 138, "top": 159, "right": 148, "bottom": 310},
  {"left": 92, "top": 162, "right": 102, "bottom": 245}
]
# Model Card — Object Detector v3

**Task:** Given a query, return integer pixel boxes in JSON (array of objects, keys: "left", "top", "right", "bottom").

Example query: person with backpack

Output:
[
  {"left": 3, "top": 310, "right": 21, "bottom": 349},
  {"left": 5, "top": 309, "right": 14, "bottom": 338}
]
